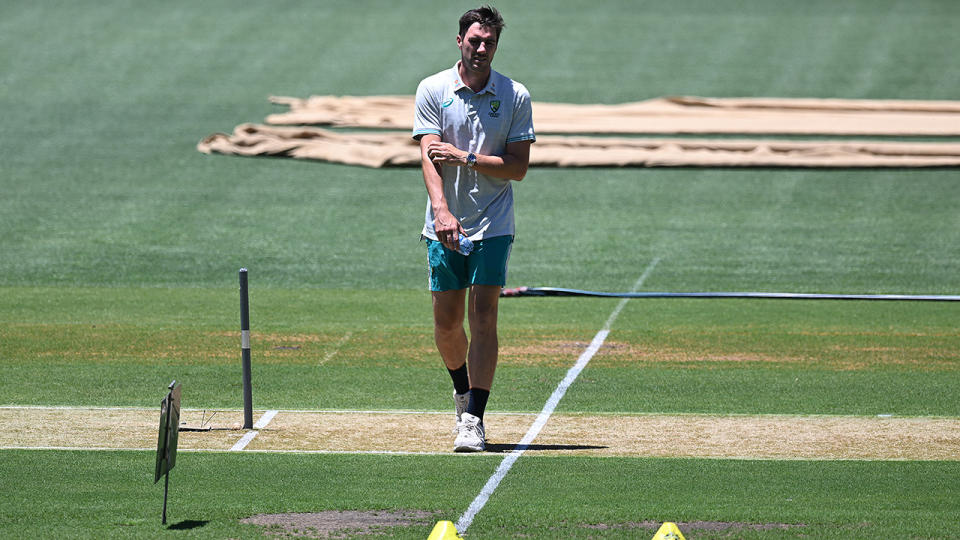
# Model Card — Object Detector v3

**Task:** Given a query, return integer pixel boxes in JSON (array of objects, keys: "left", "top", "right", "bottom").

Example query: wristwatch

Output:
[{"left": 466, "top": 152, "right": 477, "bottom": 168}]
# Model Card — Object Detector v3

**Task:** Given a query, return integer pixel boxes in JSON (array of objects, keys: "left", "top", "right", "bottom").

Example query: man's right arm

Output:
[{"left": 420, "top": 134, "right": 463, "bottom": 252}]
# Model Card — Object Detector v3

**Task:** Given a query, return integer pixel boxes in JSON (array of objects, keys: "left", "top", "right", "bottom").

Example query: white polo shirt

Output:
[{"left": 413, "top": 64, "right": 536, "bottom": 241}]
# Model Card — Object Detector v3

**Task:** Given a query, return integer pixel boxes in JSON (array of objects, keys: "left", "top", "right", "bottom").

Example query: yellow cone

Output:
[
  {"left": 651, "top": 521, "right": 686, "bottom": 540},
  {"left": 427, "top": 520, "right": 463, "bottom": 540}
]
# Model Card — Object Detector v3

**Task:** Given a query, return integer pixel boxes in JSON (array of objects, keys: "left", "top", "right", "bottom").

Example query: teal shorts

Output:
[{"left": 427, "top": 235, "right": 514, "bottom": 292}]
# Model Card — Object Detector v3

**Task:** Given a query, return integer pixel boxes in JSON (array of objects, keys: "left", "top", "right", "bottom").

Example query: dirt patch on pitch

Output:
[
  {"left": 0, "top": 407, "right": 247, "bottom": 450},
  {"left": 534, "top": 414, "right": 960, "bottom": 460},
  {"left": 825, "top": 345, "right": 958, "bottom": 371},
  {"left": 499, "top": 340, "right": 810, "bottom": 368},
  {"left": 249, "top": 411, "right": 535, "bottom": 454},
  {"left": 3, "top": 408, "right": 959, "bottom": 460},
  {"left": 241, "top": 510, "right": 437, "bottom": 538},
  {"left": 501, "top": 337, "right": 960, "bottom": 371}
]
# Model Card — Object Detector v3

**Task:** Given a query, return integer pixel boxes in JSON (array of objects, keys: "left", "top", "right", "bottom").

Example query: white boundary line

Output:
[
  {"left": 1, "top": 445, "right": 949, "bottom": 462},
  {"left": 229, "top": 409, "right": 278, "bottom": 451},
  {"left": 0, "top": 405, "right": 160, "bottom": 411},
  {"left": 455, "top": 257, "right": 661, "bottom": 534},
  {"left": 0, "top": 405, "right": 537, "bottom": 416},
  {"left": 3, "top": 405, "right": 939, "bottom": 419}
]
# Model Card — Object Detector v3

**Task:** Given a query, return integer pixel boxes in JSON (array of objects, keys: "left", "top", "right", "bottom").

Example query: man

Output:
[{"left": 412, "top": 5, "right": 535, "bottom": 452}]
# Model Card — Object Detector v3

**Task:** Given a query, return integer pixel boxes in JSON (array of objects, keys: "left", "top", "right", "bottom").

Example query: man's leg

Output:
[
  {"left": 432, "top": 288, "right": 468, "bottom": 371},
  {"left": 465, "top": 284, "right": 502, "bottom": 418},
  {"left": 433, "top": 288, "right": 471, "bottom": 423},
  {"left": 451, "top": 284, "right": 501, "bottom": 452}
]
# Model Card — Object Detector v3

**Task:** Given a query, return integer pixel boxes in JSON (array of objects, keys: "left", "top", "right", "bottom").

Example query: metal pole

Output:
[
  {"left": 239, "top": 268, "right": 253, "bottom": 429},
  {"left": 162, "top": 470, "right": 170, "bottom": 525},
  {"left": 162, "top": 392, "right": 171, "bottom": 525}
]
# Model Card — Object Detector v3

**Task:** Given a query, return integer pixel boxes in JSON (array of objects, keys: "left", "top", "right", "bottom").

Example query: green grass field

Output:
[{"left": 2, "top": 0, "right": 959, "bottom": 538}]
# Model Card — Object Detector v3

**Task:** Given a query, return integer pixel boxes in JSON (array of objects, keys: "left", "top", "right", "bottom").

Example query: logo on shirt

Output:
[
  {"left": 442, "top": 98, "right": 454, "bottom": 108},
  {"left": 489, "top": 100, "right": 501, "bottom": 117}
]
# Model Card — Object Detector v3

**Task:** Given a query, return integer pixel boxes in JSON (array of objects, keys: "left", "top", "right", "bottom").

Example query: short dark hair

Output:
[{"left": 459, "top": 5, "right": 505, "bottom": 40}]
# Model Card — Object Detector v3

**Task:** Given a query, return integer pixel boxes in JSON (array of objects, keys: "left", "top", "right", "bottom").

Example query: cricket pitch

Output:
[{"left": 2, "top": 407, "right": 958, "bottom": 460}]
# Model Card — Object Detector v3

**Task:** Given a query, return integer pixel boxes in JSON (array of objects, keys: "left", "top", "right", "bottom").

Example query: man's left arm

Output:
[{"left": 425, "top": 140, "right": 531, "bottom": 181}]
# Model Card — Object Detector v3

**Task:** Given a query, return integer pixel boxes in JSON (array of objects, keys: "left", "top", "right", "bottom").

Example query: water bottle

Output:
[{"left": 457, "top": 236, "right": 474, "bottom": 256}]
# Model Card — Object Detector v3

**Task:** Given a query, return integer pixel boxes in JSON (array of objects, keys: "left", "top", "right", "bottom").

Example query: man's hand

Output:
[
  {"left": 433, "top": 206, "right": 465, "bottom": 252},
  {"left": 426, "top": 141, "right": 469, "bottom": 167}
]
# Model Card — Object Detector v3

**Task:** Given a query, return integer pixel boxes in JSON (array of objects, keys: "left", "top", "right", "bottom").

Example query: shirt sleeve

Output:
[
  {"left": 413, "top": 79, "right": 442, "bottom": 140},
  {"left": 506, "top": 83, "right": 536, "bottom": 144}
]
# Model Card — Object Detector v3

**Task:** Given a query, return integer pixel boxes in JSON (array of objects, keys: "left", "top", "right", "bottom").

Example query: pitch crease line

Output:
[
  {"left": 455, "top": 257, "right": 661, "bottom": 534},
  {"left": 230, "top": 409, "right": 278, "bottom": 451}
]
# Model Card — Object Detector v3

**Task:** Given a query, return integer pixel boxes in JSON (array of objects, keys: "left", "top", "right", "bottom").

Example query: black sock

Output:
[
  {"left": 466, "top": 388, "right": 490, "bottom": 421},
  {"left": 448, "top": 364, "right": 470, "bottom": 395}
]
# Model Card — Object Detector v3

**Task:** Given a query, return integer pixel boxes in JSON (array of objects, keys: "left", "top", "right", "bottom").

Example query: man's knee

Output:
[
  {"left": 433, "top": 290, "right": 466, "bottom": 333},
  {"left": 469, "top": 286, "right": 501, "bottom": 331},
  {"left": 471, "top": 301, "right": 498, "bottom": 326},
  {"left": 434, "top": 315, "right": 463, "bottom": 336}
]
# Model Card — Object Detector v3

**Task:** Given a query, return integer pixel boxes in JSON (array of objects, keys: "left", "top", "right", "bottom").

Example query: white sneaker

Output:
[
  {"left": 453, "top": 392, "right": 469, "bottom": 425},
  {"left": 454, "top": 412, "right": 485, "bottom": 452}
]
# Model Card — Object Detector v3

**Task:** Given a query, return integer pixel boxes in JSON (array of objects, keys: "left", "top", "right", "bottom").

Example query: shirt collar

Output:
[{"left": 450, "top": 62, "right": 498, "bottom": 96}]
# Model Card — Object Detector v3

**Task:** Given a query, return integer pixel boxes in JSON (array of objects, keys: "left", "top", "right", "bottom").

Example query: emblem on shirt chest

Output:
[{"left": 489, "top": 100, "right": 501, "bottom": 117}]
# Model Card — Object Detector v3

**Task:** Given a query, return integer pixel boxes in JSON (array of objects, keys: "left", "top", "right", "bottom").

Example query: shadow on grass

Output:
[{"left": 168, "top": 519, "right": 209, "bottom": 530}]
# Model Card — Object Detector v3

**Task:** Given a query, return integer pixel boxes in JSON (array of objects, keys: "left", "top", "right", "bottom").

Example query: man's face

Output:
[{"left": 457, "top": 22, "right": 498, "bottom": 74}]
